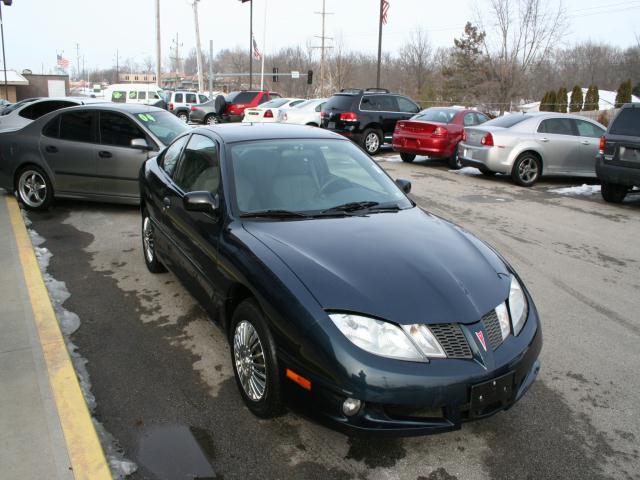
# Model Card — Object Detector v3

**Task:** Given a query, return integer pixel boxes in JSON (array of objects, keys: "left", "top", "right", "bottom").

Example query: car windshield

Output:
[
  {"left": 134, "top": 110, "right": 189, "bottom": 145},
  {"left": 412, "top": 108, "right": 458, "bottom": 123},
  {"left": 230, "top": 139, "right": 412, "bottom": 216},
  {"left": 261, "top": 98, "right": 288, "bottom": 108},
  {"left": 226, "top": 91, "right": 258, "bottom": 104}
]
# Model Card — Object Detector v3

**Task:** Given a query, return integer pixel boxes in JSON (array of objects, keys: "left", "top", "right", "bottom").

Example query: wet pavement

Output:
[{"left": 27, "top": 157, "right": 640, "bottom": 480}]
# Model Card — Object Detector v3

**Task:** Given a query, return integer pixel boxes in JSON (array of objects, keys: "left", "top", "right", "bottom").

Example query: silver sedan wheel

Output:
[
  {"left": 233, "top": 320, "right": 267, "bottom": 401},
  {"left": 142, "top": 216, "right": 155, "bottom": 263},
  {"left": 518, "top": 157, "right": 539, "bottom": 183},
  {"left": 18, "top": 170, "right": 47, "bottom": 208},
  {"left": 365, "top": 132, "right": 380, "bottom": 153}
]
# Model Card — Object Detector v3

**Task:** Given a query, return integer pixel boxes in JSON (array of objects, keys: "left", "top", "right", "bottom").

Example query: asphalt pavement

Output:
[{"left": 25, "top": 157, "right": 640, "bottom": 480}]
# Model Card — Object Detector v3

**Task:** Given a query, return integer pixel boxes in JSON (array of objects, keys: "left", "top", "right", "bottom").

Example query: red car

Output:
[
  {"left": 222, "top": 90, "right": 281, "bottom": 122},
  {"left": 392, "top": 108, "right": 490, "bottom": 169}
]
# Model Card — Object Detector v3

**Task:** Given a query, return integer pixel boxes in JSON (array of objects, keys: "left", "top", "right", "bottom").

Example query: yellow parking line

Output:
[{"left": 6, "top": 197, "right": 112, "bottom": 480}]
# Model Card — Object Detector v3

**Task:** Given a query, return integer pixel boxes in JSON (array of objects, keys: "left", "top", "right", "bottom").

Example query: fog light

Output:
[{"left": 342, "top": 397, "right": 362, "bottom": 417}]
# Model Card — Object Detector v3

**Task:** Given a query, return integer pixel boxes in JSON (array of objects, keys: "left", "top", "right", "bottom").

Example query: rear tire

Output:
[
  {"left": 447, "top": 144, "right": 462, "bottom": 170},
  {"left": 601, "top": 182, "right": 628, "bottom": 203},
  {"left": 177, "top": 111, "right": 189, "bottom": 122},
  {"left": 142, "top": 211, "right": 167, "bottom": 273},
  {"left": 15, "top": 165, "right": 53, "bottom": 211},
  {"left": 205, "top": 114, "right": 219, "bottom": 125},
  {"left": 400, "top": 153, "right": 416, "bottom": 163},
  {"left": 512, "top": 153, "right": 541, "bottom": 187},
  {"left": 361, "top": 128, "right": 382, "bottom": 155},
  {"left": 230, "top": 299, "right": 284, "bottom": 418}
]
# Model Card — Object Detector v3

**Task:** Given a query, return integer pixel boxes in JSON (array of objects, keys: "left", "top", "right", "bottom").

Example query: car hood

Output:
[{"left": 244, "top": 207, "right": 510, "bottom": 326}]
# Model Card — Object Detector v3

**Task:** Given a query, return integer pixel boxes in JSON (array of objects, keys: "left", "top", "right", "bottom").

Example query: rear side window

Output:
[
  {"left": 186, "top": 93, "right": 197, "bottom": 103},
  {"left": 111, "top": 91, "right": 126, "bottom": 103},
  {"left": 43, "top": 116, "right": 60, "bottom": 138},
  {"left": 486, "top": 115, "right": 530, "bottom": 128},
  {"left": 609, "top": 108, "right": 640, "bottom": 136},
  {"left": 100, "top": 112, "right": 146, "bottom": 147},
  {"left": 162, "top": 135, "right": 189, "bottom": 177},
  {"left": 59, "top": 111, "right": 95, "bottom": 143},
  {"left": 199, "top": 95, "right": 208, "bottom": 104},
  {"left": 129, "top": 91, "right": 138, "bottom": 100},
  {"left": 19, "top": 101, "right": 75, "bottom": 120},
  {"left": 397, "top": 96, "right": 419, "bottom": 113},
  {"left": 463, "top": 113, "right": 477, "bottom": 126},
  {"left": 576, "top": 120, "right": 605, "bottom": 138},
  {"left": 361, "top": 95, "right": 398, "bottom": 112},
  {"left": 324, "top": 95, "right": 355, "bottom": 111},
  {"left": 538, "top": 118, "right": 576, "bottom": 136},
  {"left": 174, "top": 93, "right": 184, "bottom": 103},
  {"left": 138, "top": 91, "right": 147, "bottom": 100}
]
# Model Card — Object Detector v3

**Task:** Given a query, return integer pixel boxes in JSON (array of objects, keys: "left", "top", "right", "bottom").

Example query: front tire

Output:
[
  {"left": 400, "top": 153, "right": 416, "bottom": 163},
  {"left": 601, "top": 182, "right": 628, "bottom": 203},
  {"left": 230, "top": 299, "right": 284, "bottom": 418},
  {"left": 177, "top": 111, "right": 189, "bottom": 122},
  {"left": 512, "top": 153, "right": 541, "bottom": 187},
  {"left": 205, "top": 114, "right": 219, "bottom": 125},
  {"left": 447, "top": 144, "right": 462, "bottom": 170},
  {"left": 361, "top": 128, "right": 382, "bottom": 155},
  {"left": 15, "top": 165, "right": 53, "bottom": 211},
  {"left": 142, "top": 211, "right": 167, "bottom": 273}
]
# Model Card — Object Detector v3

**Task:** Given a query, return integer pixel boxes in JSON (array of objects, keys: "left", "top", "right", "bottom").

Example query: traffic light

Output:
[
  {"left": 272, "top": 67, "right": 279, "bottom": 83},
  {"left": 307, "top": 70, "right": 313, "bottom": 85}
]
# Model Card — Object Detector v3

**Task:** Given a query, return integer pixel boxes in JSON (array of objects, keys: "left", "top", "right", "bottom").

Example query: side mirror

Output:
[
  {"left": 131, "top": 138, "right": 152, "bottom": 150},
  {"left": 183, "top": 191, "right": 220, "bottom": 214},
  {"left": 395, "top": 179, "right": 412, "bottom": 194}
]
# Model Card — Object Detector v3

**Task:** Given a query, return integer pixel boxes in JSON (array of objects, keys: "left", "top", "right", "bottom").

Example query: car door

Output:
[
  {"left": 185, "top": 93, "right": 197, "bottom": 109},
  {"left": 163, "top": 134, "right": 224, "bottom": 306},
  {"left": 573, "top": 119, "right": 605, "bottom": 175},
  {"left": 536, "top": 118, "right": 580, "bottom": 173},
  {"left": 39, "top": 110, "right": 98, "bottom": 195},
  {"left": 96, "top": 111, "right": 157, "bottom": 199}
]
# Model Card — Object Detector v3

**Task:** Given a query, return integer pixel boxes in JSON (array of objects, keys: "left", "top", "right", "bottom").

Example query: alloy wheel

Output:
[
  {"left": 518, "top": 157, "right": 539, "bottom": 183},
  {"left": 206, "top": 116, "right": 219, "bottom": 125},
  {"left": 18, "top": 170, "right": 47, "bottom": 208},
  {"left": 142, "top": 216, "right": 155, "bottom": 263},
  {"left": 233, "top": 320, "right": 267, "bottom": 401},
  {"left": 365, "top": 132, "right": 380, "bottom": 153}
]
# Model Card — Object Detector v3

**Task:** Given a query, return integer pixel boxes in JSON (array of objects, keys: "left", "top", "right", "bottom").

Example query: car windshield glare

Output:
[
  {"left": 413, "top": 108, "right": 457, "bottom": 123},
  {"left": 135, "top": 110, "right": 190, "bottom": 144},
  {"left": 230, "top": 139, "right": 412, "bottom": 216},
  {"left": 261, "top": 98, "right": 289, "bottom": 108}
]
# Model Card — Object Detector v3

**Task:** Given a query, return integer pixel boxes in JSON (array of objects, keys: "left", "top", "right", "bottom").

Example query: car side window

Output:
[
  {"left": 59, "top": 111, "right": 96, "bottom": 143},
  {"left": 111, "top": 91, "right": 126, "bottom": 103},
  {"left": 100, "top": 111, "right": 146, "bottom": 147},
  {"left": 258, "top": 94, "right": 269, "bottom": 104},
  {"left": 162, "top": 135, "right": 189, "bottom": 177},
  {"left": 575, "top": 120, "right": 604, "bottom": 138},
  {"left": 19, "top": 101, "right": 75, "bottom": 120},
  {"left": 199, "top": 95, "right": 208, "bottom": 104},
  {"left": 43, "top": 116, "right": 60, "bottom": 138},
  {"left": 463, "top": 113, "right": 477, "bottom": 126},
  {"left": 138, "top": 91, "right": 147, "bottom": 100},
  {"left": 129, "top": 91, "right": 138, "bottom": 100},
  {"left": 173, "top": 135, "right": 220, "bottom": 194},
  {"left": 289, "top": 100, "right": 305, "bottom": 108},
  {"left": 186, "top": 93, "right": 197, "bottom": 104},
  {"left": 315, "top": 102, "right": 324, "bottom": 112},
  {"left": 174, "top": 93, "right": 183, "bottom": 103},
  {"left": 538, "top": 118, "right": 576, "bottom": 136},
  {"left": 397, "top": 96, "right": 419, "bottom": 113},
  {"left": 475, "top": 113, "right": 489, "bottom": 124}
]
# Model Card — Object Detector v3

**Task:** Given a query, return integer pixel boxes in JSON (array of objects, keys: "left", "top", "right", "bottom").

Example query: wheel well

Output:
[
  {"left": 224, "top": 283, "right": 254, "bottom": 336},
  {"left": 364, "top": 123, "right": 383, "bottom": 135},
  {"left": 305, "top": 122, "right": 318, "bottom": 127},
  {"left": 516, "top": 150, "right": 543, "bottom": 175},
  {"left": 14, "top": 162, "right": 53, "bottom": 191}
]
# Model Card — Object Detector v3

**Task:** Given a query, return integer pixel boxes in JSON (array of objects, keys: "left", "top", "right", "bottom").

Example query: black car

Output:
[
  {"left": 320, "top": 88, "right": 420, "bottom": 155},
  {"left": 139, "top": 123, "right": 541, "bottom": 436},
  {"left": 596, "top": 103, "right": 640, "bottom": 203}
]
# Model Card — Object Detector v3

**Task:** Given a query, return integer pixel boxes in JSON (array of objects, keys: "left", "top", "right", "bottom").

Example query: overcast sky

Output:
[{"left": 4, "top": 0, "right": 640, "bottom": 74}]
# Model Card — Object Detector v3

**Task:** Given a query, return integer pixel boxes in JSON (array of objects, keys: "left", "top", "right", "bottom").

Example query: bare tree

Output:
[
  {"left": 476, "top": 0, "right": 566, "bottom": 113},
  {"left": 327, "top": 36, "right": 354, "bottom": 93},
  {"left": 398, "top": 28, "right": 432, "bottom": 101}
]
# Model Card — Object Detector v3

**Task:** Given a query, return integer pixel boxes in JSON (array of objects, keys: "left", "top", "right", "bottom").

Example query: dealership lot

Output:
[{"left": 24, "top": 155, "right": 639, "bottom": 480}]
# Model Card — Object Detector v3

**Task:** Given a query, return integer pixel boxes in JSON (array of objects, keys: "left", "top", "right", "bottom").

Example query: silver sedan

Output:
[{"left": 459, "top": 113, "right": 605, "bottom": 186}]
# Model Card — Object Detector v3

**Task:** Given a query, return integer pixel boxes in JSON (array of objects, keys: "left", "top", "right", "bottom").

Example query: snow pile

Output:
[
  {"left": 379, "top": 154, "right": 403, "bottom": 162},
  {"left": 23, "top": 213, "right": 137, "bottom": 479},
  {"left": 451, "top": 167, "right": 482, "bottom": 176},
  {"left": 549, "top": 184, "right": 601, "bottom": 196}
]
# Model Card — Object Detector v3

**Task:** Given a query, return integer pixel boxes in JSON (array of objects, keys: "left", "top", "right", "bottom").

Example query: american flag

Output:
[
  {"left": 57, "top": 54, "right": 70, "bottom": 69},
  {"left": 252, "top": 35, "right": 262, "bottom": 61},
  {"left": 382, "top": 0, "right": 390, "bottom": 25}
]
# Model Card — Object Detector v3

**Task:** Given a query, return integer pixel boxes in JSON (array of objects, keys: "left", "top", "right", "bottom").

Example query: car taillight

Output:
[
  {"left": 320, "top": 111, "right": 329, "bottom": 119},
  {"left": 396, "top": 122, "right": 405, "bottom": 130},
  {"left": 599, "top": 135, "right": 606, "bottom": 155},
  {"left": 433, "top": 126, "right": 447, "bottom": 137},
  {"left": 283, "top": 112, "right": 288, "bottom": 121},
  {"left": 339, "top": 112, "right": 358, "bottom": 122},
  {"left": 462, "top": 130, "right": 467, "bottom": 141},
  {"left": 190, "top": 106, "right": 198, "bottom": 111},
  {"left": 481, "top": 133, "right": 494, "bottom": 146},
  {"left": 264, "top": 109, "right": 273, "bottom": 118},
  {"left": 169, "top": 103, "right": 174, "bottom": 111}
]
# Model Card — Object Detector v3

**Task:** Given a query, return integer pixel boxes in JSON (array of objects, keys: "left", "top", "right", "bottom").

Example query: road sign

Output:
[{"left": 291, "top": 71, "right": 300, "bottom": 79}]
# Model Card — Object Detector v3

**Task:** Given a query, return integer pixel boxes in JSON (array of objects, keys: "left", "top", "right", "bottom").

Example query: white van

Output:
[{"left": 103, "top": 83, "right": 164, "bottom": 105}]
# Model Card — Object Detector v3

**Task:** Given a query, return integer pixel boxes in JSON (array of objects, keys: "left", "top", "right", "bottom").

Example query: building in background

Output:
[
  {"left": 15, "top": 73, "right": 69, "bottom": 100},
  {"left": 118, "top": 72, "right": 157, "bottom": 83},
  {"left": 0, "top": 70, "right": 29, "bottom": 102}
]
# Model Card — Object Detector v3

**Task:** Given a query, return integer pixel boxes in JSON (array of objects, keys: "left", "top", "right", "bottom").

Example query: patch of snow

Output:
[
  {"left": 379, "top": 154, "right": 403, "bottom": 162},
  {"left": 549, "top": 184, "right": 601, "bottom": 196},
  {"left": 451, "top": 167, "right": 482, "bottom": 176},
  {"left": 23, "top": 212, "right": 137, "bottom": 479}
]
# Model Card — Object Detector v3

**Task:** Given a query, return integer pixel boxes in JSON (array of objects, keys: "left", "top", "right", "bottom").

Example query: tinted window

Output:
[
  {"left": 43, "top": 116, "right": 60, "bottom": 138},
  {"left": 174, "top": 135, "right": 220, "bottom": 193},
  {"left": 361, "top": 95, "right": 398, "bottom": 112},
  {"left": 397, "top": 96, "right": 419, "bottom": 113},
  {"left": 323, "top": 95, "right": 355, "bottom": 111},
  {"left": 19, "top": 100, "right": 75, "bottom": 120},
  {"left": 538, "top": 118, "right": 576, "bottom": 136},
  {"left": 1, "top": 98, "right": 36, "bottom": 115},
  {"left": 174, "top": 93, "right": 183, "bottom": 103},
  {"left": 162, "top": 135, "right": 188, "bottom": 177},
  {"left": 138, "top": 91, "right": 147, "bottom": 100},
  {"left": 59, "top": 111, "right": 95, "bottom": 143},
  {"left": 576, "top": 120, "right": 605, "bottom": 138},
  {"left": 258, "top": 94, "right": 269, "bottom": 105},
  {"left": 486, "top": 115, "right": 530, "bottom": 128},
  {"left": 232, "top": 92, "right": 259, "bottom": 104},
  {"left": 111, "top": 91, "right": 126, "bottom": 103},
  {"left": 100, "top": 112, "right": 145, "bottom": 147},
  {"left": 413, "top": 108, "right": 457, "bottom": 124},
  {"left": 609, "top": 108, "right": 640, "bottom": 136},
  {"left": 185, "top": 93, "right": 197, "bottom": 103}
]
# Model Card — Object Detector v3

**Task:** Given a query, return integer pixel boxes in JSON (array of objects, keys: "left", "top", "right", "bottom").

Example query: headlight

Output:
[
  {"left": 508, "top": 275, "right": 528, "bottom": 335},
  {"left": 329, "top": 313, "right": 429, "bottom": 361}
]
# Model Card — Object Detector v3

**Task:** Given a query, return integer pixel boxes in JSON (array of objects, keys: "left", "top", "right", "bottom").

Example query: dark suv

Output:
[
  {"left": 596, "top": 103, "right": 640, "bottom": 203},
  {"left": 320, "top": 88, "right": 420, "bottom": 154}
]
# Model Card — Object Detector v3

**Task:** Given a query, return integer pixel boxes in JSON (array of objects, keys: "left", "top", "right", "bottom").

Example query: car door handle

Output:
[
  {"left": 98, "top": 150, "right": 112, "bottom": 158},
  {"left": 45, "top": 145, "right": 58, "bottom": 153},
  {"left": 581, "top": 140, "right": 590, "bottom": 145},
  {"left": 162, "top": 197, "right": 172, "bottom": 209},
  {"left": 539, "top": 137, "right": 550, "bottom": 142}
]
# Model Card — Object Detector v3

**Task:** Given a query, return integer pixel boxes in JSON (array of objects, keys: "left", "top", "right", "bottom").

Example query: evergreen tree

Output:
[
  {"left": 556, "top": 87, "right": 568, "bottom": 113},
  {"left": 615, "top": 79, "right": 632, "bottom": 107},
  {"left": 584, "top": 85, "right": 600, "bottom": 111},
  {"left": 540, "top": 91, "right": 549, "bottom": 111},
  {"left": 569, "top": 85, "right": 583, "bottom": 112},
  {"left": 633, "top": 83, "right": 640, "bottom": 99}
]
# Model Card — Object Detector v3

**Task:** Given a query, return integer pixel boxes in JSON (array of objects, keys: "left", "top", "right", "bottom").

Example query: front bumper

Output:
[
  {"left": 596, "top": 157, "right": 640, "bottom": 186},
  {"left": 283, "top": 306, "right": 542, "bottom": 437}
]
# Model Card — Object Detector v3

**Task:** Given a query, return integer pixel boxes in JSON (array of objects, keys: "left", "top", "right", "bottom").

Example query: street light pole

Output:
[
  {"left": 0, "top": 1, "right": 9, "bottom": 101},
  {"left": 155, "top": 0, "right": 161, "bottom": 88},
  {"left": 249, "top": 0, "right": 253, "bottom": 89}
]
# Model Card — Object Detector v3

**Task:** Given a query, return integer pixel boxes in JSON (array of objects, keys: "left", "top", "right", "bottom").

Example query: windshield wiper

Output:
[
  {"left": 240, "top": 209, "right": 310, "bottom": 219},
  {"left": 321, "top": 201, "right": 380, "bottom": 214}
]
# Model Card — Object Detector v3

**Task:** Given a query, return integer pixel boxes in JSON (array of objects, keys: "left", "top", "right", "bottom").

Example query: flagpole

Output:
[
  {"left": 249, "top": 0, "right": 253, "bottom": 89},
  {"left": 376, "top": 0, "right": 383, "bottom": 88},
  {"left": 260, "top": 0, "right": 266, "bottom": 90}
]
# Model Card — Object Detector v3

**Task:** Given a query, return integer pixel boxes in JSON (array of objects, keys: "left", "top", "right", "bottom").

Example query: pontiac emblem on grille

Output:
[{"left": 476, "top": 331, "right": 487, "bottom": 351}]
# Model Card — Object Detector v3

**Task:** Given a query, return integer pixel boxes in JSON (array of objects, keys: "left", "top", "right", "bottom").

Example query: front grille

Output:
[
  {"left": 482, "top": 309, "right": 504, "bottom": 351},
  {"left": 429, "top": 324, "right": 472, "bottom": 359}
]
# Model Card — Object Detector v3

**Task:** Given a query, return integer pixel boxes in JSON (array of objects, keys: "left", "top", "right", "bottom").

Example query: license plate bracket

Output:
[
  {"left": 328, "top": 121, "right": 336, "bottom": 129},
  {"left": 620, "top": 146, "right": 640, "bottom": 163},
  {"left": 470, "top": 371, "right": 515, "bottom": 418}
]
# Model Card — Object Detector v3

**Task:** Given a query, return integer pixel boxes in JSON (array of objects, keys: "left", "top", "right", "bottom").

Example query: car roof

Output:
[
  {"left": 196, "top": 122, "right": 348, "bottom": 143},
  {"left": 51, "top": 103, "right": 167, "bottom": 114}
]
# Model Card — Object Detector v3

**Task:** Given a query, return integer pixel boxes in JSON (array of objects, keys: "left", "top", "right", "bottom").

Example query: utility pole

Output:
[
  {"left": 208, "top": 39, "right": 213, "bottom": 96},
  {"left": 249, "top": 0, "right": 253, "bottom": 88},
  {"left": 76, "top": 43, "right": 80, "bottom": 81},
  {"left": 171, "top": 33, "right": 182, "bottom": 76},
  {"left": 313, "top": 0, "right": 332, "bottom": 97},
  {"left": 376, "top": 0, "right": 383, "bottom": 88},
  {"left": 155, "top": 0, "right": 161, "bottom": 88},
  {"left": 0, "top": 1, "right": 9, "bottom": 101},
  {"left": 115, "top": 49, "right": 119, "bottom": 83},
  {"left": 192, "top": 0, "right": 204, "bottom": 92}
]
